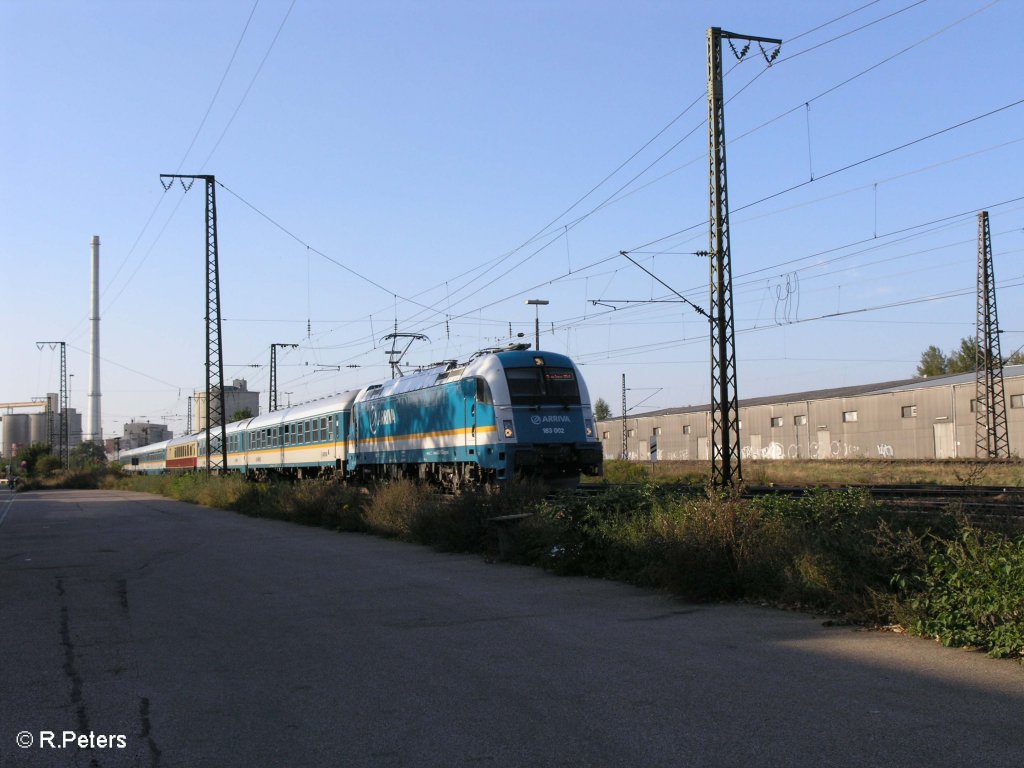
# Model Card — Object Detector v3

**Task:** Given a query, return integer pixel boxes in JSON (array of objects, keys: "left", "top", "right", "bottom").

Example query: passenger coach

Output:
[
  {"left": 118, "top": 439, "right": 171, "bottom": 474},
  {"left": 236, "top": 391, "right": 357, "bottom": 478}
]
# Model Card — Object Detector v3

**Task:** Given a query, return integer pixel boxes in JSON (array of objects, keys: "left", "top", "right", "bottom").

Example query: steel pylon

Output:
[{"left": 974, "top": 211, "right": 1009, "bottom": 458}]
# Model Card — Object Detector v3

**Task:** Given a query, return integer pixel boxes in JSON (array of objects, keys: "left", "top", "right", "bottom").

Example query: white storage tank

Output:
[
  {"left": 29, "top": 412, "right": 52, "bottom": 446},
  {"left": 2, "top": 414, "right": 31, "bottom": 459}
]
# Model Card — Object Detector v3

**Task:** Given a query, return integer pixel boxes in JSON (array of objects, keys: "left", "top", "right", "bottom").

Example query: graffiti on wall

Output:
[{"left": 743, "top": 441, "right": 896, "bottom": 460}]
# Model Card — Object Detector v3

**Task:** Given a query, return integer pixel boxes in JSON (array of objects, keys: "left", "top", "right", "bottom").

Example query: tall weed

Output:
[
  {"left": 364, "top": 479, "right": 426, "bottom": 538},
  {"left": 409, "top": 479, "right": 547, "bottom": 553}
]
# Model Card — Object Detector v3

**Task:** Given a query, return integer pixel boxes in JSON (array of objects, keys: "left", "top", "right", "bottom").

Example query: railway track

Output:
[{"left": 746, "top": 483, "right": 1023, "bottom": 512}]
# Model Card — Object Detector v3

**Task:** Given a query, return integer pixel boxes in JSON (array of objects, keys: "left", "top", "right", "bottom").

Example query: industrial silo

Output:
[
  {"left": 29, "top": 411, "right": 52, "bottom": 446},
  {"left": 2, "top": 414, "right": 31, "bottom": 460}
]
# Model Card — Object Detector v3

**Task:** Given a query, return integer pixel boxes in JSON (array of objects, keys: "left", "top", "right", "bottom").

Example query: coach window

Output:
[
  {"left": 602, "top": 431, "right": 610, "bottom": 440},
  {"left": 794, "top": 415, "right": 807, "bottom": 426},
  {"left": 1011, "top": 394, "right": 1023, "bottom": 408},
  {"left": 843, "top": 411, "right": 858, "bottom": 423},
  {"left": 901, "top": 405, "right": 917, "bottom": 418},
  {"left": 682, "top": 425, "right": 691, "bottom": 435},
  {"left": 770, "top": 417, "right": 783, "bottom": 428}
]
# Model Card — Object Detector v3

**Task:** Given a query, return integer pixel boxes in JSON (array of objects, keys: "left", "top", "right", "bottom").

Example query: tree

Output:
[
  {"left": 946, "top": 337, "right": 979, "bottom": 374},
  {"left": 916, "top": 345, "right": 947, "bottom": 377},
  {"left": 13, "top": 443, "right": 55, "bottom": 477},
  {"left": 593, "top": 398, "right": 612, "bottom": 421},
  {"left": 70, "top": 441, "right": 107, "bottom": 469},
  {"left": 916, "top": 337, "right": 1023, "bottom": 378},
  {"left": 231, "top": 408, "right": 254, "bottom": 422}
]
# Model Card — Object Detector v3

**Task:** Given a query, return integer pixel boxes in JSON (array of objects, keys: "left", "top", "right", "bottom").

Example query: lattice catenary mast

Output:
[
  {"left": 974, "top": 210, "right": 1009, "bottom": 458},
  {"left": 621, "top": 373, "right": 627, "bottom": 460},
  {"left": 270, "top": 343, "right": 299, "bottom": 412},
  {"left": 706, "top": 27, "right": 781, "bottom": 488},
  {"left": 35, "top": 341, "right": 68, "bottom": 468},
  {"left": 160, "top": 174, "right": 228, "bottom": 473}
]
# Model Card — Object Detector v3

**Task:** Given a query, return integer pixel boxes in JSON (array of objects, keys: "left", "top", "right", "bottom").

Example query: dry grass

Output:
[{"left": 591, "top": 458, "right": 1024, "bottom": 488}]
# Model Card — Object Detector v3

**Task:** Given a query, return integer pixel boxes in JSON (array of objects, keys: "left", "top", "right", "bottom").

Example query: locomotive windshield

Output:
[{"left": 504, "top": 366, "right": 581, "bottom": 405}]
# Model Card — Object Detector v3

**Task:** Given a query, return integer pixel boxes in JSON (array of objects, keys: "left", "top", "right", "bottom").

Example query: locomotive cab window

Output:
[{"left": 505, "top": 366, "right": 581, "bottom": 406}]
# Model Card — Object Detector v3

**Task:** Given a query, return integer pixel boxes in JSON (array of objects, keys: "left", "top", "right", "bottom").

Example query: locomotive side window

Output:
[{"left": 476, "top": 377, "right": 493, "bottom": 405}]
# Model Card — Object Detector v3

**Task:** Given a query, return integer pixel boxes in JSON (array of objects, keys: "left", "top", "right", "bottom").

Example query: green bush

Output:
[{"left": 907, "top": 527, "right": 1024, "bottom": 658}]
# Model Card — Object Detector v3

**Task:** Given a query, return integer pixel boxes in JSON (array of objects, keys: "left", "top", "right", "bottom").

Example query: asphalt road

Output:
[{"left": 1, "top": 489, "right": 1021, "bottom": 768}]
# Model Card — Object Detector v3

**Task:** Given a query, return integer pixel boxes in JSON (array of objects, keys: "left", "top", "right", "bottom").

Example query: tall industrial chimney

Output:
[{"left": 85, "top": 235, "right": 102, "bottom": 444}]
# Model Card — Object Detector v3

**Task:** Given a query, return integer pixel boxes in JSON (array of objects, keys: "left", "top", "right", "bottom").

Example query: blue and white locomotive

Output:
[
  {"left": 349, "top": 346, "right": 602, "bottom": 488},
  {"left": 119, "top": 346, "right": 603, "bottom": 487}
]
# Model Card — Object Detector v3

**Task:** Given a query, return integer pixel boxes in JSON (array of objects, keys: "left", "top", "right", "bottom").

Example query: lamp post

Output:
[{"left": 525, "top": 299, "right": 549, "bottom": 351}]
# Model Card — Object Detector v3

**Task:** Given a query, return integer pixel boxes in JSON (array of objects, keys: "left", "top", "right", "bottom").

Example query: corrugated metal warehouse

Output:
[{"left": 597, "top": 365, "right": 1024, "bottom": 461}]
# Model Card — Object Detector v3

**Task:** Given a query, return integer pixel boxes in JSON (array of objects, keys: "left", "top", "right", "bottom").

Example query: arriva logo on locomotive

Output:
[
  {"left": 530, "top": 414, "right": 572, "bottom": 425},
  {"left": 369, "top": 407, "right": 398, "bottom": 435}
]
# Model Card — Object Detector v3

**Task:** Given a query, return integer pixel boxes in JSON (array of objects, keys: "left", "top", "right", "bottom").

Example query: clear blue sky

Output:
[{"left": 2, "top": 0, "right": 1022, "bottom": 442}]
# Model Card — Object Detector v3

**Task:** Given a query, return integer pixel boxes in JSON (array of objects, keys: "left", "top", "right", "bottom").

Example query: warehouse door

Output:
[
  {"left": 697, "top": 437, "right": 709, "bottom": 461},
  {"left": 933, "top": 423, "right": 955, "bottom": 459},
  {"left": 814, "top": 430, "right": 831, "bottom": 459},
  {"left": 748, "top": 434, "right": 762, "bottom": 460}
]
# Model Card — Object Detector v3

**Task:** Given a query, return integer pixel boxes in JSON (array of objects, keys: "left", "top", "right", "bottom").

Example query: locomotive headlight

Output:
[
  {"left": 585, "top": 419, "right": 594, "bottom": 437},
  {"left": 503, "top": 420, "right": 515, "bottom": 438}
]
